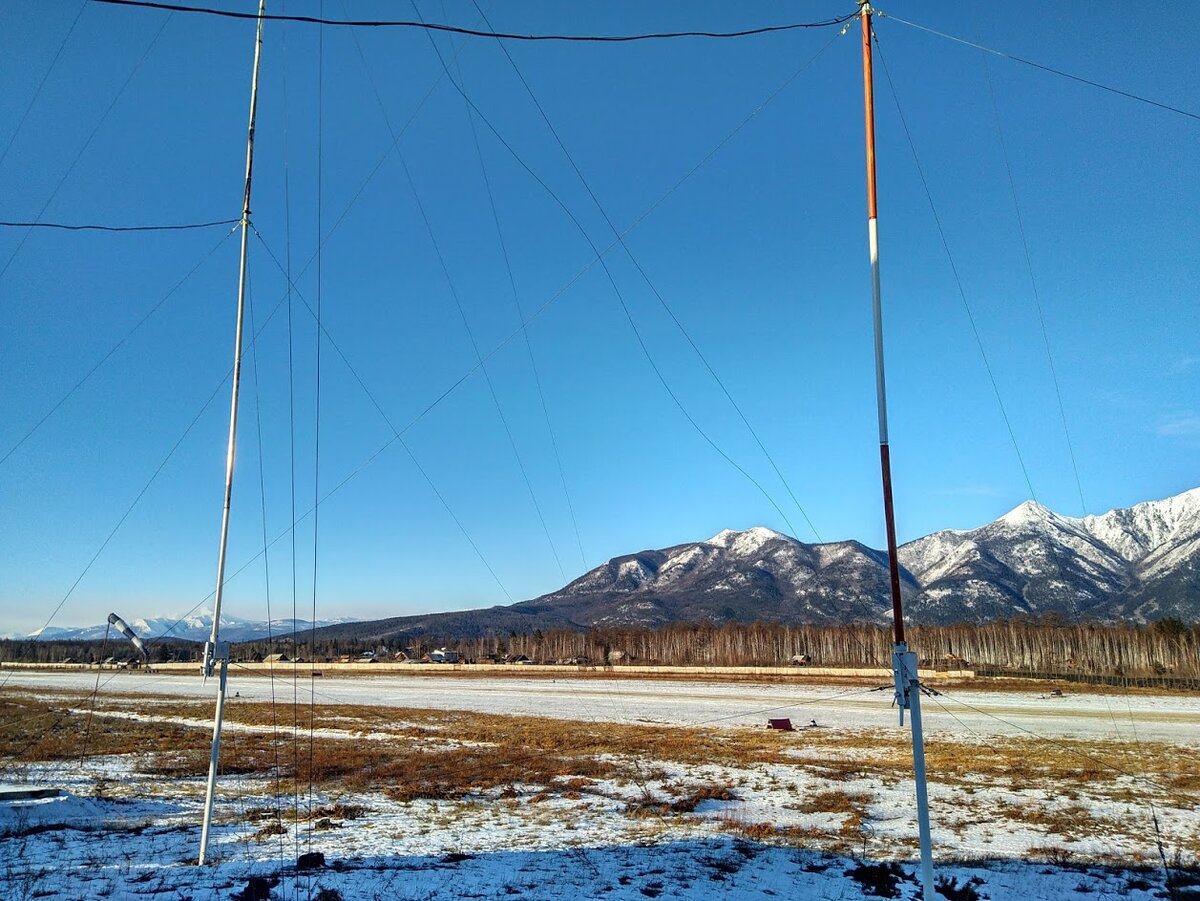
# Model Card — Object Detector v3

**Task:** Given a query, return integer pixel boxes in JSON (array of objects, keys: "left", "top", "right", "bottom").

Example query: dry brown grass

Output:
[
  {"left": 796, "top": 789, "right": 874, "bottom": 815},
  {"left": 0, "top": 695, "right": 198, "bottom": 763},
  {"left": 6, "top": 688, "right": 1193, "bottom": 794},
  {"left": 2, "top": 684, "right": 1194, "bottom": 859}
]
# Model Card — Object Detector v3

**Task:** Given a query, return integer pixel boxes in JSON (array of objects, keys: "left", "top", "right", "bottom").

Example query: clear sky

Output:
[{"left": 1, "top": 1, "right": 1196, "bottom": 635}]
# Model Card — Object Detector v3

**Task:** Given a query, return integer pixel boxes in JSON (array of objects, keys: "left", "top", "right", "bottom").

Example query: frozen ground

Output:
[
  {"left": 0, "top": 795, "right": 1180, "bottom": 901},
  {"left": 1, "top": 673, "right": 1196, "bottom": 900},
  {"left": 4, "top": 668, "right": 1199, "bottom": 743},
  {"left": 0, "top": 770, "right": 1185, "bottom": 901}
]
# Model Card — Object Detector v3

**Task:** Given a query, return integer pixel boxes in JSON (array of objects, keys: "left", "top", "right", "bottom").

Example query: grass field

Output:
[{"left": 0, "top": 675, "right": 1197, "bottom": 900}]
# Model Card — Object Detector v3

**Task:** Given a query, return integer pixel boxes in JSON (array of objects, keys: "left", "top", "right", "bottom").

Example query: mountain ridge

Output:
[
  {"left": 13, "top": 611, "right": 359, "bottom": 644},
  {"left": 18, "top": 489, "right": 1199, "bottom": 643},
  {"left": 326, "top": 487, "right": 1199, "bottom": 641}
]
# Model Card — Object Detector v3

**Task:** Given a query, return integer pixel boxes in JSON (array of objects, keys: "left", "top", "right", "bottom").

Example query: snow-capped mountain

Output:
[
  {"left": 31, "top": 490, "right": 1193, "bottom": 644},
  {"left": 519, "top": 525, "right": 917, "bottom": 627},
  {"left": 304, "top": 488, "right": 1200, "bottom": 640},
  {"left": 23, "top": 610, "right": 359, "bottom": 643},
  {"left": 900, "top": 487, "right": 1200, "bottom": 623},
  {"left": 522, "top": 488, "right": 1200, "bottom": 628}
]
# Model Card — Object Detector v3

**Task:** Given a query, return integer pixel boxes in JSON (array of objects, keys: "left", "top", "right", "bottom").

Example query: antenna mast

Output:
[
  {"left": 198, "top": 0, "right": 267, "bottom": 866},
  {"left": 858, "top": 3, "right": 936, "bottom": 896}
]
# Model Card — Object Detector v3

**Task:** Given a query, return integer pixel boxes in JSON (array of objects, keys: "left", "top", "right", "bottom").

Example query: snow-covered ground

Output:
[
  {"left": 3, "top": 668, "right": 1199, "bottom": 742},
  {"left": 2, "top": 673, "right": 1196, "bottom": 900}
]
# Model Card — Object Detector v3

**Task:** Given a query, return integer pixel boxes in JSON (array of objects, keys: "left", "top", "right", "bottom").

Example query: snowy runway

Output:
[{"left": 5, "top": 668, "right": 1198, "bottom": 743}]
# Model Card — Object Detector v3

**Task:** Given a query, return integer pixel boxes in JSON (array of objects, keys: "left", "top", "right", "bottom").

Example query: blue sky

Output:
[{"left": 1, "top": 1, "right": 1196, "bottom": 635}]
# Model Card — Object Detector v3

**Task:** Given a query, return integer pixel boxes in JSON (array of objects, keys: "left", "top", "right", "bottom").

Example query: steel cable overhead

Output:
[
  {"left": 880, "top": 11, "right": 1200, "bottom": 124},
  {"left": 920, "top": 685, "right": 1189, "bottom": 876},
  {"left": 446, "top": 26, "right": 589, "bottom": 571},
  {"left": 0, "top": 1, "right": 88, "bottom": 173},
  {"left": 468, "top": 0, "right": 826, "bottom": 542},
  {"left": 344, "top": 27, "right": 568, "bottom": 582},
  {"left": 0, "top": 224, "right": 239, "bottom": 467},
  {"left": 0, "top": 369, "right": 230, "bottom": 693},
  {"left": 0, "top": 280, "right": 295, "bottom": 692},
  {"left": 243, "top": 270, "right": 289, "bottom": 870},
  {"left": 0, "top": 11, "right": 172, "bottom": 288},
  {"left": 384, "top": 0, "right": 672, "bottom": 777},
  {"left": 394, "top": 151, "right": 569, "bottom": 581},
  {"left": 92, "top": 0, "right": 858, "bottom": 40},
  {"left": 279, "top": 5, "right": 303, "bottom": 873},
  {"left": 252, "top": 228, "right": 515, "bottom": 602},
  {"left": 306, "top": 0, "right": 326, "bottom": 866},
  {"left": 977, "top": 51, "right": 1088, "bottom": 516},
  {"left": 0, "top": 217, "right": 238, "bottom": 231},
  {"left": 106, "top": 46, "right": 860, "bottom": 647},
  {"left": 872, "top": 32, "right": 1039, "bottom": 503},
  {"left": 414, "top": 11, "right": 807, "bottom": 542},
  {"left": 8, "top": 6, "right": 830, "bottom": 635},
  {"left": 924, "top": 685, "right": 1196, "bottom": 806},
  {"left": 1, "top": 0, "right": 474, "bottom": 474},
  {"left": 49, "top": 26, "right": 868, "bottom": 657}
]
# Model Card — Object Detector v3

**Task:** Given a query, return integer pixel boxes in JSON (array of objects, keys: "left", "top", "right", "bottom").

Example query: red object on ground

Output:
[{"left": 767, "top": 718, "right": 794, "bottom": 731}]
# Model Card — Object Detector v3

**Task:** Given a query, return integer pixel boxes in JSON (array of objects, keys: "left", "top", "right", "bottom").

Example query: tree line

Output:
[
  {"left": 0, "top": 637, "right": 199, "bottom": 665},
  {"left": 3, "top": 619, "right": 1196, "bottom": 678},
  {"left": 445, "top": 619, "right": 1200, "bottom": 676}
]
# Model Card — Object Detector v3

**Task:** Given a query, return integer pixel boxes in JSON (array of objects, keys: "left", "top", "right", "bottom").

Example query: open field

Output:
[
  {"left": 3, "top": 668, "right": 1199, "bottom": 741},
  {"left": 1, "top": 674, "right": 1197, "bottom": 900}
]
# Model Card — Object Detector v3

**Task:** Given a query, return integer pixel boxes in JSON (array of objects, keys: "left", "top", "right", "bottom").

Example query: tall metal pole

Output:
[
  {"left": 198, "top": 0, "right": 267, "bottom": 866},
  {"left": 858, "top": 3, "right": 935, "bottom": 897}
]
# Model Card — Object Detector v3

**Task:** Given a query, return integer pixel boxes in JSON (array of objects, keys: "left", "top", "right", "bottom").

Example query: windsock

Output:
[{"left": 107, "top": 612, "right": 148, "bottom": 661}]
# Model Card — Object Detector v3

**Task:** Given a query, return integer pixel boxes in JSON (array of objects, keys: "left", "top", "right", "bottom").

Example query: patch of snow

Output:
[{"left": 705, "top": 527, "right": 788, "bottom": 556}]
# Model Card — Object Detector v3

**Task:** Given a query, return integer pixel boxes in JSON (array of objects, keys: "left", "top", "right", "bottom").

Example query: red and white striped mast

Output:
[{"left": 858, "top": 2, "right": 935, "bottom": 896}]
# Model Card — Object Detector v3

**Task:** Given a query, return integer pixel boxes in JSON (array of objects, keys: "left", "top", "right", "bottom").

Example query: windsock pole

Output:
[{"left": 106, "top": 613, "right": 148, "bottom": 662}]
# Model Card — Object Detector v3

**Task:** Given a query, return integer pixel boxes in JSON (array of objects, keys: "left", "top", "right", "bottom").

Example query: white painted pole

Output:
[
  {"left": 908, "top": 670, "right": 937, "bottom": 893},
  {"left": 198, "top": 652, "right": 229, "bottom": 864},
  {"left": 198, "top": 0, "right": 267, "bottom": 866},
  {"left": 859, "top": 3, "right": 935, "bottom": 896}
]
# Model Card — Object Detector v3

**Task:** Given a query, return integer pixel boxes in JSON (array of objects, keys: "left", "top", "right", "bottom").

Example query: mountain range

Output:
[
  {"left": 15, "top": 612, "right": 358, "bottom": 644},
  {"left": 304, "top": 487, "right": 1200, "bottom": 642},
  {"left": 18, "top": 488, "right": 1199, "bottom": 644}
]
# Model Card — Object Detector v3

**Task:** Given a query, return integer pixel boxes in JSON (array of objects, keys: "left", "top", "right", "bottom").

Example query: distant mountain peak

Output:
[
  {"left": 29, "top": 489, "right": 1200, "bottom": 646},
  {"left": 996, "top": 499, "right": 1052, "bottom": 528},
  {"left": 706, "top": 526, "right": 789, "bottom": 553},
  {"left": 22, "top": 610, "right": 360, "bottom": 643},
  {"left": 518, "top": 486, "right": 1200, "bottom": 633}
]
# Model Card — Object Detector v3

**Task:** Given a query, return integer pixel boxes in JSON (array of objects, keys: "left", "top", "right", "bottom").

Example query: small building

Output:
[
  {"left": 264, "top": 653, "right": 290, "bottom": 664},
  {"left": 504, "top": 653, "right": 530, "bottom": 664},
  {"left": 426, "top": 648, "right": 459, "bottom": 664},
  {"left": 789, "top": 654, "right": 812, "bottom": 666}
]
